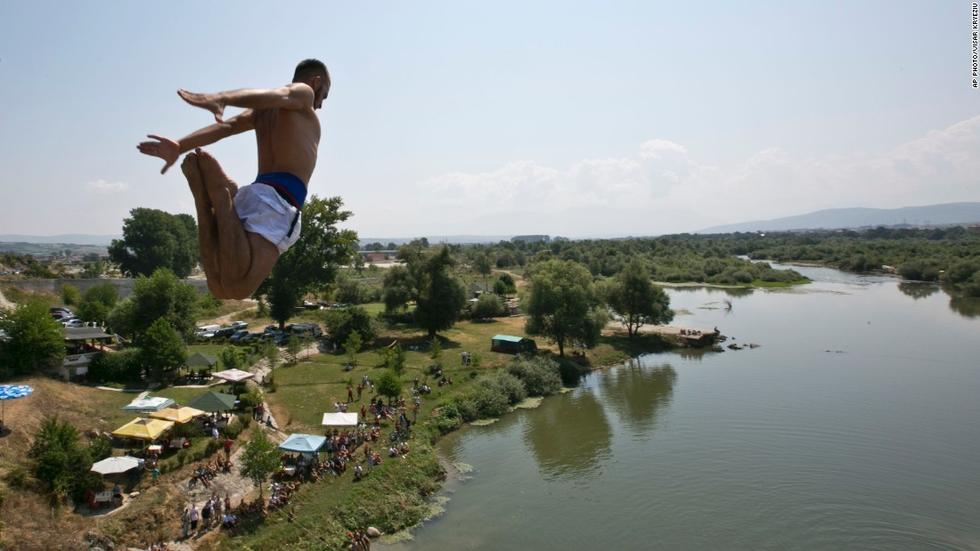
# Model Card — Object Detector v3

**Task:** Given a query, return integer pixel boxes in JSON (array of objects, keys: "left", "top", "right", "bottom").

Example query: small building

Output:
[
  {"left": 60, "top": 326, "right": 115, "bottom": 380},
  {"left": 357, "top": 250, "right": 398, "bottom": 263},
  {"left": 490, "top": 334, "right": 537, "bottom": 354}
]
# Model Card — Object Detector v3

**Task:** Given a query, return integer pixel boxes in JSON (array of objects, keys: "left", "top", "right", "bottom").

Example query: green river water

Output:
[{"left": 386, "top": 265, "right": 980, "bottom": 550}]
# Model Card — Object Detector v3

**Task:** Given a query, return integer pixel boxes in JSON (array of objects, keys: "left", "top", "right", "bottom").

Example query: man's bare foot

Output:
[
  {"left": 178, "top": 89, "right": 226, "bottom": 123},
  {"left": 195, "top": 149, "right": 239, "bottom": 203},
  {"left": 181, "top": 153, "right": 210, "bottom": 207}
]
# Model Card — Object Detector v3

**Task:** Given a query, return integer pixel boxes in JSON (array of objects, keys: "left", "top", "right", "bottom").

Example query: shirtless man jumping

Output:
[{"left": 137, "top": 59, "right": 330, "bottom": 299}]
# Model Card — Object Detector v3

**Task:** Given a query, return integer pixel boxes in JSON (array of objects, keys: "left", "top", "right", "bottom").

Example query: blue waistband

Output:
[{"left": 255, "top": 172, "right": 307, "bottom": 209}]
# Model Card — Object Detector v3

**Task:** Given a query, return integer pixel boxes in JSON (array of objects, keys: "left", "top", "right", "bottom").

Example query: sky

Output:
[{"left": 0, "top": 1, "right": 978, "bottom": 238}]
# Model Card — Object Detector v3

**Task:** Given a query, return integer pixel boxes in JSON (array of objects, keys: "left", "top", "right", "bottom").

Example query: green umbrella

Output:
[{"left": 189, "top": 391, "right": 237, "bottom": 412}]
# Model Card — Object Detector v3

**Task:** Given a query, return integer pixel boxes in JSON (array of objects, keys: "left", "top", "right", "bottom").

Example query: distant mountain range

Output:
[
  {"left": 358, "top": 235, "right": 513, "bottom": 247},
  {"left": 0, "top": 234, "right": 118, "bottom": 246},
  {"left": 698, "top": 202, "right": 980, "bottom": 234}
]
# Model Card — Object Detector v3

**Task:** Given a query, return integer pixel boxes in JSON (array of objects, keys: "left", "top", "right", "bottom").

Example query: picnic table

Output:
[{"left": 93, "top": 490, "right": 113, "bottom": 508}]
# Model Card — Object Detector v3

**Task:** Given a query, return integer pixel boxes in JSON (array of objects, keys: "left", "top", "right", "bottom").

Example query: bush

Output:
[
  {"left": 488, "top": 372, "right": 527, "bottom": 404},
  {"left": 507, "top": 357, "right": 562, "bottom": 396},
  {"left": 238, "top": 389, "right": 263, "bottom": 411},
  {"left": 471, "top": 293, "right": 504, "bottom": 320},
  {"left": 468, "top": 385, "right": 509, "bottom": 419},
  {"left": 222, "top": 419, "right": 244, "bottom": 440},
  {"left": 324, "top": 306, "right": 377, "bottom": 345},
  {"left": 433, "top": 402, "right": 463, "bottom": 434},
  {"left": 87, "top": 348, "right": 142, "bottom": 383}
]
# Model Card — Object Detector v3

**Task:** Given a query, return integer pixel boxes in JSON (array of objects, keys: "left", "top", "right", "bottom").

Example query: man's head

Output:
[{"left": 293, "top": 58, "right": 330, "bottom": 109}]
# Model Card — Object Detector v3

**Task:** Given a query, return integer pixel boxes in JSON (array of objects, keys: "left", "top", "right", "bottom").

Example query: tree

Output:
[
  {"left": 59, "top": 284, "right": 81, "bottom": 307},
  {"left": 220, "top": 346, "right": 246, "bottom": 371},
  {"left": 323, "top": 306, "right": 376, "bottom": 346},
  {"left": 29, "top": 417, "right": 100, "bottom": 502},
  {"left": 343, "top": 330, "right": 362, "bottom": 366},
  {"left": 414, "top": 247, "right": 467, "bottom": 338},
  {"left": 108, "top": 268, "right": 199, "bottom": 341},
  {"left": 471, "top": 293, "right": 504, "bottom": 320},
  {"left": 429, "top": 336, "right": 442, "bottom": 362},
  {"left": 77, "top": 283, "right": 119, "bottom": 324},
  {"left": 603, "top": 259, "right": 673, "bottom": 338},
  {"left": 334, "top": 274, "right": 365, "bottom": 304},
  {"left": 382, "top": 265, "right": 415, "bottom": 313},
  {"left": 493, "top": 273, "right": 516, "bottom": 295},
  {"left": 0, "top": 300, "right": 65, "bottom": 376},
  {"left": 240, "top": 429, "right": 279, "bottom": 497},
  {"left": 108, "top": 207, "right": 198, "bottom": 278},
  {"left": 525, "top": 258, "right": 603, "bottom": 356},
  {"left": 474, "top": 253, "right": 493, "bottom": 291},
  {"left": 376, "top": 370, "right": 403, "bottom": 400},
  {"left": 388, "top": 344, "right": 406, "bottom": 375},
  {"left": 139, "top": 318, "right": 186, "bottom": 383},
  {"left": 87, "top": 348, "right": 142, "bottom": 383},
  {"left": 259, "top": 196, "right": 358, "bottom": 329}
]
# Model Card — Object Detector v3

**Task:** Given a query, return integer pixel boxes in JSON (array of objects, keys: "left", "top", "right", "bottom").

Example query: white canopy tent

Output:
[
  {"left": 321, "top": 412, "right": 358, "bottom": 427},
  {"left": 91, "top": 455, "right": 143, "bottom": 475},
  {"left": 122, "top": 395, "right": 175, "bottom": 412},
  {"left": 212, "top": 369, "right": 255, "bottom": 383}
]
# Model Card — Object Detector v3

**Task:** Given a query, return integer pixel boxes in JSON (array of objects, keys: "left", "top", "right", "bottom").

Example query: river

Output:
[{"left": 386, "top": 265, "right": 980, "bottom": 550}]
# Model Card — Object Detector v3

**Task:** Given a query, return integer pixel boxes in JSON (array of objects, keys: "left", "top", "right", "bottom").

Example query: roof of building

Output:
[
  {"left": 492, "top": 334, "right": 527, "bottom": 343},
  {"left": 63, "top": 327, "right": 113, "bottom": 341}
]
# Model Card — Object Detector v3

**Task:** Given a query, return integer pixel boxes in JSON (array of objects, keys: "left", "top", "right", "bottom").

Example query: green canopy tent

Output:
[
  {"left": 189, "top": 391, "right": 237, "bottom": 413},
  {"left": 186, "top": 352, "right": 217, "bottom": 369}
]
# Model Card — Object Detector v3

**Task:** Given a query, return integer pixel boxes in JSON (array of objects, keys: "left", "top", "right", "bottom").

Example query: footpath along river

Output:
[{"left": 385, "top": 265, "right": 980, "bottom": 550}]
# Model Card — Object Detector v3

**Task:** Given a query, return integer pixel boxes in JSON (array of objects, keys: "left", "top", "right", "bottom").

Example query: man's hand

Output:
[
  {"left": 137, "top": 134, "right": 180, "bottom": 174},
  {"left": 178, "top": 89, "right": 226, "bottom": 123}
]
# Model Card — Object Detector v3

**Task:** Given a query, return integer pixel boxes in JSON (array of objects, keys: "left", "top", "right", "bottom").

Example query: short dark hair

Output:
[{"left": 293, "top": 58, "right": 330, "bottom": 90}]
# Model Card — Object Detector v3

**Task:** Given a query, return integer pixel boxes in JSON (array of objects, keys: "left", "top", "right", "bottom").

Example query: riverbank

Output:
[{"left": 206, "top": 313, "right": 695, "bottom": 549}]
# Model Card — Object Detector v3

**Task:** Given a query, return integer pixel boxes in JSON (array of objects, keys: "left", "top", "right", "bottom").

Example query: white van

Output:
[{"left": 195, "top": 324, "right": 220, "bottom": 337}]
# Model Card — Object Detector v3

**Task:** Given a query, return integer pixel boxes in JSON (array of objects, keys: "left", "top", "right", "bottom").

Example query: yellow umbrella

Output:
[
  {"left": 150, "top": 406, "right": 206, "bottom": 424},
  {"left": 111, "top": 417, "right": 175, "bottom": 441}
]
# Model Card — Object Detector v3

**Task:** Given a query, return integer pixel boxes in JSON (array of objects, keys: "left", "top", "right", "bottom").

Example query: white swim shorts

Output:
[{"left": 233, "top": 183, "right": 302, "bottom": 254}]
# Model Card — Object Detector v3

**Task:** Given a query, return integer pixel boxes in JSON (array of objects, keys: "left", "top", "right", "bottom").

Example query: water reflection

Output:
[
  {"left": 670, "top": 286, "right": 755, "bottom": 298},
  {"left": 948, "top": 295, "right": 980, "bottom": 319},
  {"left": 897, "top": 282, "right": 940, "bottom": 300},
  {"left": 523, "top": 390, "right": 612, "bottom": 481},
  {"left": 599, "top": 361, "right": 676, "bottom": 433}
]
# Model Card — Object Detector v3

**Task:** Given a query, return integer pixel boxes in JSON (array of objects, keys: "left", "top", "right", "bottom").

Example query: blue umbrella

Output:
[{"left": 0, "top": 384, "right": 34, "bottom": 427}]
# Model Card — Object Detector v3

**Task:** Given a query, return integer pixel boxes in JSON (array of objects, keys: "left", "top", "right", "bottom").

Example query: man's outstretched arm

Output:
[
  {"left": 178, "top": 83, "right": 313, "bottom": 123},
  {"left": 137, "top": 110, "right": 254, "bottom": 174}
]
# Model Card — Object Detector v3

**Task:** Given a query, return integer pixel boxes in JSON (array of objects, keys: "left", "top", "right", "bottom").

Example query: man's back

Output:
[{"left": 254, "top": 105, "right": 320, "bottom": 185}]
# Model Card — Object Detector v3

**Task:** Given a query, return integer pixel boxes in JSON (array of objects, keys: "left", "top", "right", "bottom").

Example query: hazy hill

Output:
[
  {"left": 699, "top": 202, "right": 980, "bottom": 234},
  {"left": 0, "top": 234, "right": 117, "bottom": 246}
]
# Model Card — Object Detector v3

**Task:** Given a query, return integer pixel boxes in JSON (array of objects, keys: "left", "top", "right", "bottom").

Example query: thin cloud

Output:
[
  {"left": 85, "top": 179, "right": 129, "bottom": 194},
  {"left": 410, "top": 115, "right": 980, "bottom": 236}
]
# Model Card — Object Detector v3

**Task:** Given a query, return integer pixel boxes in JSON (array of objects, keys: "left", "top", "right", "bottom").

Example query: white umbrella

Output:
[
  {"left": 91, "top": 456, "right": 143, "bottom": 475},
  {"left": 321, "top": 412, "right": 358, "bottom": 427}
]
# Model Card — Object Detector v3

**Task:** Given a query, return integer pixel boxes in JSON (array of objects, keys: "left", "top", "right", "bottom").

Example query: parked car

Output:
[
  {"left": 63, "top": 318, "right": 86, "bottom": 328},
  {"left": 214, "top": 326, "right": 237, "bottom": 338},
  {"left": 229, "top": 321, "right": 248, "bottom": 330},
  {"left": 287, "top": 323, "right": 323, "bottom": 338},
  {"left": 241, "top": 332, "right": 264, "bottom": 344},
  {"left": 195, "top": 324, "right": 220, "bottom": 336},
  {"left": 229, "top": 329, "right": 250, "bottom": 344}
]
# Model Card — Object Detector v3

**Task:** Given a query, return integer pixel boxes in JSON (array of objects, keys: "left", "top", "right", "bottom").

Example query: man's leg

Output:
[
  {"left": 181, "top": 153, "right": 227, "bottom": 298},
  {"left": 195, "top": 149, "right": 279, "bottom": 299}
]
